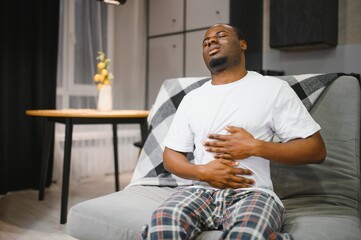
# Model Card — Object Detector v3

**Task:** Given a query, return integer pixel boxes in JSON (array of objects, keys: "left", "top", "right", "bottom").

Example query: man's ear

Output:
[{"left": 240, "top": 40, "right": 247, "bottom": 50}]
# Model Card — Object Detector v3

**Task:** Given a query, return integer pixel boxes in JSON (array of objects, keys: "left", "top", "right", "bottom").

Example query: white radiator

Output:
[{"left": 53, "top": 124, "right": 141, "bottom": 182}]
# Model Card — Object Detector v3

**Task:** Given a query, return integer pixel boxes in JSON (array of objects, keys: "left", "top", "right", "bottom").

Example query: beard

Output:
[{"left": 208, "top": 56, "right": 228, "bottom": 73}]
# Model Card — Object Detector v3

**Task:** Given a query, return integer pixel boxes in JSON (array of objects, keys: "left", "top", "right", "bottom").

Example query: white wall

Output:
[{"left": 263, "top": 0, "right": 361, "bottom": 75}]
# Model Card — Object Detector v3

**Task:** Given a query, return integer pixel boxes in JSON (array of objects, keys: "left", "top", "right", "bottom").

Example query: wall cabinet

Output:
[
  {"left": 186, "top": 0, "right": 230, "bottom": 30},
  {"left": 148, "top": 34, "right": 184, "bottom": 106},
  {"left": 149, "top": 0, "right": 184, "bottom": 36},
  {"left": 185, "top": 30, "right": 209, "bottom": 77}
]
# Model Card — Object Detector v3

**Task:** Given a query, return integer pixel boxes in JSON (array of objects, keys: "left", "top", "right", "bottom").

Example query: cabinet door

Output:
[
  {"left": 149, "top": 0, "right": 184, "bottom": 36},
  {"left": 186, "top": 0, "right": 230, "bottom": 30},
  {"left": 185, "top": 30, "right": 210, "bottom": 77},
  {"left": 148, "top": 34, "right": 184, "bottom": 106}
]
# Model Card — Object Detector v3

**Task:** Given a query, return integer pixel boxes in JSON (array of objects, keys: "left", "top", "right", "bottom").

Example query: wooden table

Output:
[{"left": 26, "top": 109, "right": 149, "bottom": 224}]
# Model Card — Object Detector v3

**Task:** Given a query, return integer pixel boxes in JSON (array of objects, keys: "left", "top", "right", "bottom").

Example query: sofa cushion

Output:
[
  {"left": 283, "top": 215, "right": 360, "bottom": 240},
  {"left": 67, "top": 186, "right": 176, "bottom": 240}
]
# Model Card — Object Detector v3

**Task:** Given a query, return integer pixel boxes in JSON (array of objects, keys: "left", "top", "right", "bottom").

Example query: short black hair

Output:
[
  {"left": 228, "top": 24, "right": 246, "bottom": 41},
  {"left": 210, "top": 23, "right": 246, "bottom": 41}
]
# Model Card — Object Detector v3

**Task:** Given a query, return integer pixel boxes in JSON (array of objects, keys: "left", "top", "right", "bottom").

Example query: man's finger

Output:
[
  {"left": 205, "top": 146, "right": 225, "bottom": 153},
  {"left": 204, "top": 140, "right": 224, "bottom": 147},
  {"left": 232, "top": 167, "right": 253, "bottom": 176},
  {"left": 225, "top": 126, "right": 243, "bottom": 133},
  {"left": 214, "top": 153, "right": 232, "bottom": 159},
  {"left": 235, "top": 177, "right": 255, "bottom": 185},
  {"left": 231, "top": 176, "right": 255, "bottom": 186},
  {"left": 207, "top": 133, "right": 228, "bottom": 141},
  {"left": 220, "top": 159, "right": 239, "bottom": 167},
  {"left": 228, "top": 176, "right": 255, "bottom": 188},
  {"left": 229, "top": 182, "right": 254, "bottom": 189}
]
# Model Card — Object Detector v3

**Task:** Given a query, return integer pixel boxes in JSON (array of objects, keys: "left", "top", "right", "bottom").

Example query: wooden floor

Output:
[{"left": 0, "top": 172, "right": 133, "bottom": 240}]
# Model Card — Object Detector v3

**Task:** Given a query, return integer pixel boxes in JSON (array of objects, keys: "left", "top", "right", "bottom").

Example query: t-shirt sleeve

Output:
[
  {"left": 272, "top": 82, "right": 321, "bottom": 142},
  {"left": 164, "top": 97, "right": 194, "bottom": 152}
]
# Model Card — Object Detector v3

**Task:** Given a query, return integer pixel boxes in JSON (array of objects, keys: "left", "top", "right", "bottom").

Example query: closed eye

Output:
[
  {"left": 217, "top": 32, "right": 228, "bottom": 38},
  {"left": 202, "top": 30, "right": 229, "bottom": 47}
]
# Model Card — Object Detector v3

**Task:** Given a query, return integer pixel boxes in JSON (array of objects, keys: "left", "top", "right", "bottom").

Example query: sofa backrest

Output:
[{"left": 270, "top": 75, "right": 361, "bottom": 218}]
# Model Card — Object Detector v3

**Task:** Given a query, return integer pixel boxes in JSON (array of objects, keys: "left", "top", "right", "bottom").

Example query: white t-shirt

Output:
[{"left": 164, "top": 71, "right": 321, "bottom": 202}]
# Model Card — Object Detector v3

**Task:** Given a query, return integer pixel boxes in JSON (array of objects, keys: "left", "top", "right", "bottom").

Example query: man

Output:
[{"left": 141, "top": 23, "right": 326, "bottom": 239}]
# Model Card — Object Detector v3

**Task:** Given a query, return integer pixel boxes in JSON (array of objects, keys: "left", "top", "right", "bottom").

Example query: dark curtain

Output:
[{"left": 0, "top": 1, "right": 60, "bottom": 194}]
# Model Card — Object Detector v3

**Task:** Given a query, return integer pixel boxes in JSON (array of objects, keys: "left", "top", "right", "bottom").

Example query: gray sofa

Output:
[{"left": 67, "top": 74, "right": 361, "bottom": 240}]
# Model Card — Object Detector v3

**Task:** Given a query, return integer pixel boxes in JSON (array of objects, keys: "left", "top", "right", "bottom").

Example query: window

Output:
[{"left": 57, "top": 0, "right": 108, "bottom": 109}]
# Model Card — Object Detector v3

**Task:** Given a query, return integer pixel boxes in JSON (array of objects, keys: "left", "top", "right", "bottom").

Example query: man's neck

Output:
[{"left": 211, "top": 69, "right": 248, "bottom": 85}]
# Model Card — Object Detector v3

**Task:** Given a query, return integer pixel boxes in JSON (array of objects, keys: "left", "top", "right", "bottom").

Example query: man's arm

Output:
[
  {"left": 163, "top": 147, "right": 255, "bottom": 189},
  {"left": 204, "top": 126, "right": 326, "bottom": 165}
]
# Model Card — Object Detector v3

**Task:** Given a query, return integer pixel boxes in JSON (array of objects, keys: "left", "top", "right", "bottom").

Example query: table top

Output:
[{"left": 26, "top": 109, "right": 149, "bottom": 118}]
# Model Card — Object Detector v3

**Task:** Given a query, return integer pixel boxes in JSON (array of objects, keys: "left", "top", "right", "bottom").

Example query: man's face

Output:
[{"left": 202, "top": 24, "right": 245, "bottom": 73}]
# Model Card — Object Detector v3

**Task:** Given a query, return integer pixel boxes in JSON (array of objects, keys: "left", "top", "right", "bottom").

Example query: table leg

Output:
[
  {"left": 112, "top": 123, "right": 120, "bottom": 191},
  {"left": 140, "top": 118, "right": 148, "bottom": 145},
  {"left": 39, "top": 120, "right": 54, "bottom": 201},
  {"left": 60, "top": 118, "right": 73, "bottom": 224}
]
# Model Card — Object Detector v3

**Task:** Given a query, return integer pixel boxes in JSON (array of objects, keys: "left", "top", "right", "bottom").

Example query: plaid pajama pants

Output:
[{"left": 140, "top": 187, "right": 293, "bottom": 240}]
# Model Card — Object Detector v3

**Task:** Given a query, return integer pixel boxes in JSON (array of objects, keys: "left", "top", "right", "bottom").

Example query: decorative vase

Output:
[{"left": 97, "top": 85, "right": 113, "bottom": 111}]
